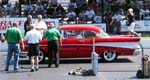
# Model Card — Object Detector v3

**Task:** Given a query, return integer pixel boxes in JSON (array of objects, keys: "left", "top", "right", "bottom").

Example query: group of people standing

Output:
[
  {"left": 4, "top": 7, "right": 140, "bottom": 72},
  {"left": 5, "top": 14, "right": 61, "bottom": 72}
]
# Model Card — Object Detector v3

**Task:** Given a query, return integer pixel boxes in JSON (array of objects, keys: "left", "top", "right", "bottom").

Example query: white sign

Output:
[
  {"left": 120, "top": 20, "right": 150, "bottom": 32},
  {"left": 0, "top": 18, "right": 59, "bottom": 33},
  {"left": 57, "top": 0, "right": 70, "bottom": 8},
  {"left": 92, "top": 23, "right": 106, "bottom": 31}
]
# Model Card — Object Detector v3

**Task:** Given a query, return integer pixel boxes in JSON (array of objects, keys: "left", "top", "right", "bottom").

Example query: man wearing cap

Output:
[
  {"left": 25, "top": 24, "right": 42, "bottom": 72},
  {"left": 43, "top": 23, "right": 61, "bottom": 68},
  {"left": 5, "top": 22, "right": 24, "bottom": 71}
]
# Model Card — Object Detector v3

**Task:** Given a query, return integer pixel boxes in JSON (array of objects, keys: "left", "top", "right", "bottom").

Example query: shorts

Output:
[
  {"left": 128, "top": 22, "right": 135, "bottom": 32},
  {"left": 28, "top": 43, "right": 39, "bottom": 56}
]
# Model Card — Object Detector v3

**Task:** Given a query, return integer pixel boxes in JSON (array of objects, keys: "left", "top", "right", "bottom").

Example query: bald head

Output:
[
  {"left": 27, "top": 15, "right": 32, "bottom": 21},
  {"left": 47, "top": 23, "right": 55, "bottom": 28},
  {"left": 29, "top": 24, "right": 35, "bottom": 30},
  {"left": 50, "top": 23, "right": 54, "bottom": 27},
  {"left": 13, "top": 21, "right": 19, "bottom": 27},
  {"left": 37, "top": 15, "right": 42, "bottom": 21}
]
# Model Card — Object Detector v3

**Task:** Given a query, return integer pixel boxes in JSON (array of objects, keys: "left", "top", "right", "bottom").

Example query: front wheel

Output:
[{"left": 101, "top": 50, "right": 118, "bottom": 62}]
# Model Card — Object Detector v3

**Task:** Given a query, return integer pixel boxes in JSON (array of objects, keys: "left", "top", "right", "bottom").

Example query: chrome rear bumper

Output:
[{"left": 20, "top": 52, "right": 28, "bottom": 58}]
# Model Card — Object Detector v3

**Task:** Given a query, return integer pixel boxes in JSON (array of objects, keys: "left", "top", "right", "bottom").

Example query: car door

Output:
[
  {"left": 75, "top": 30, "right": 96, "bottom": 58},
  {"left": 59, "top": 30, "right": 84, "bottom": 58}
]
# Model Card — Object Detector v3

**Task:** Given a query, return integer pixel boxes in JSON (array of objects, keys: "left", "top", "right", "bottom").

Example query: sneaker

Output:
[
  {"left": 55, "top": 64, "right": 59, "bottom": 68},
  {"left": 30, "top": 69, "right": 34, "bottom": 72},
  {"left": 14, "top": 68, "right": 19, "bottom": 72},
  {"left": 134, "top": 33, "right": 141, "bottom": 37},
  {"left": 34, "top": 67, "right": 38, "bottom": 71}
]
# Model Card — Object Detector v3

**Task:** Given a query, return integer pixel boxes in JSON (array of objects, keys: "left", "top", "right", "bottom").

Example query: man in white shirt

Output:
[
  {"left": 34, "top": 15, "right": 47, "bottom": 35},
  {"left": 24, "top": 24, "right": 42, "bottom": 72}
]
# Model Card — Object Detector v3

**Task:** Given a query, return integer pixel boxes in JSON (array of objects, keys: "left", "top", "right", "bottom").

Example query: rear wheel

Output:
[
  {"left": 102, "top": 50, "right": 118, "bottom": 62},
  {"left": 28, "top": 50, "right": 45, "bottom": 63},
  {"left": 38, "top": 50, "right": 45, "bottom": 63},
  {"left": 136, "top": 70, "right": 144, "bottom": 78}
]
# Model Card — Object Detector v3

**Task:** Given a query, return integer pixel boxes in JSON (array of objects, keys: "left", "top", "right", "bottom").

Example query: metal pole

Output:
[{"left": 92, "top": 38, "right": 98, "bottom": 76}]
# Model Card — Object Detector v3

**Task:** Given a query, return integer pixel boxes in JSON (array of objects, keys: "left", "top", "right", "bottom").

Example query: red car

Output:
[{"left": 20, "top": 24, "right": 141, "bottom": 62}]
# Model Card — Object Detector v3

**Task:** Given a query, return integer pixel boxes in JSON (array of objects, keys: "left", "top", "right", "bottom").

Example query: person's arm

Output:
[
  {"left": 20, "top": 39, "right": 25, "bottom": 50},
  {"left": 110, "top": 17, "right": 115, "bottom": 26},
  {"left": 43, "top": 22, "right": 47, "bottom": 30},
  {"left": 56, "top": 29, "right": 62, "bottom": 39},
  {"left": 24, "top": 21, "right": 27, "bottom": 30},
  {"left": 42, "top": 30, "right": 47, "bottom": 39},
  {"left": 18, "top": 30, "right": 25, "bottom": 50}
]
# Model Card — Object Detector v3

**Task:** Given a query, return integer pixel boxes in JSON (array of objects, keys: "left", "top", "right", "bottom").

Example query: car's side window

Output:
[
  {"left": 84, "top": 30, "right": 96, "bottom": 38},
  {"left": 63, "top": 30, "right": 76, "bottom": 38},
  {"left": 63, "top": 30, "right": 84, "bottom": 38},
  {"left": 62, "top": 30, "right": 97, "bottom": 38},
  {"left": 74, "top": 30, "right": 83, "bottom": 38}
]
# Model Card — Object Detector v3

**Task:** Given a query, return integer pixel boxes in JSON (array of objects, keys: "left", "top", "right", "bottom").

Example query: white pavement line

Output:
[{"left": 97, "top": 72, "right": 107, "bottom": 80}]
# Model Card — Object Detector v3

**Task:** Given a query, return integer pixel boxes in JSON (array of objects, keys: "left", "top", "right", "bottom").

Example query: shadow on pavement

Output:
[
  {"left": 0, "top": 69, "right": 29, "bottom": 74},
  {"left": 20, "top": 66, "right": 54, "bottom": 69},
  {"left": 129, "top": 76, "right": 139, "bottom": 79},
  {"left": 99, "top": 70, "right": 137, "bottom": 72},
  {"left": 19, "top": 58, "right": 133, "bottom": 64},
  {"left": 129, "top": 76, "right": 150, "bottom": 79}
]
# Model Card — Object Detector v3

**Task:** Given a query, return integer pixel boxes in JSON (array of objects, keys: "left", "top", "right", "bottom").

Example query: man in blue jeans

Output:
[{"left": 5, "top": 22, "right": 24, "bottom": 71}]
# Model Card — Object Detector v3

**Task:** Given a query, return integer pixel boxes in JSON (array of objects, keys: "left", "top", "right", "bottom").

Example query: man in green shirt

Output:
[
  {"left": 43, "top": 23, "right": 61, "bottom": 68},
  {"left": 5, "top": 22, "right": 24, "bottom": 71}
]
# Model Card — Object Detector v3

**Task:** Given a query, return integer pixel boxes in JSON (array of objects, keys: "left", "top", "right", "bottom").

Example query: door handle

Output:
[{"left": 79, "top": 40, "right": 84, "bottom": 42}]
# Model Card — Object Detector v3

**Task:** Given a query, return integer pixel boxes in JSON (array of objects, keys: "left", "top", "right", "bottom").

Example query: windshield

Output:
[
  {"left": 96, "top": 30, "right": 110, "bottom": 38},
  {"left": 84, "top": 30, "right": 110, "bottom": 38}
]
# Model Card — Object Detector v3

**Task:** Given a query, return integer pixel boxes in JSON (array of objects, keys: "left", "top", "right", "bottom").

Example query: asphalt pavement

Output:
[{"left": 1, "top": 51, "right": 150, "bottom": 80}]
